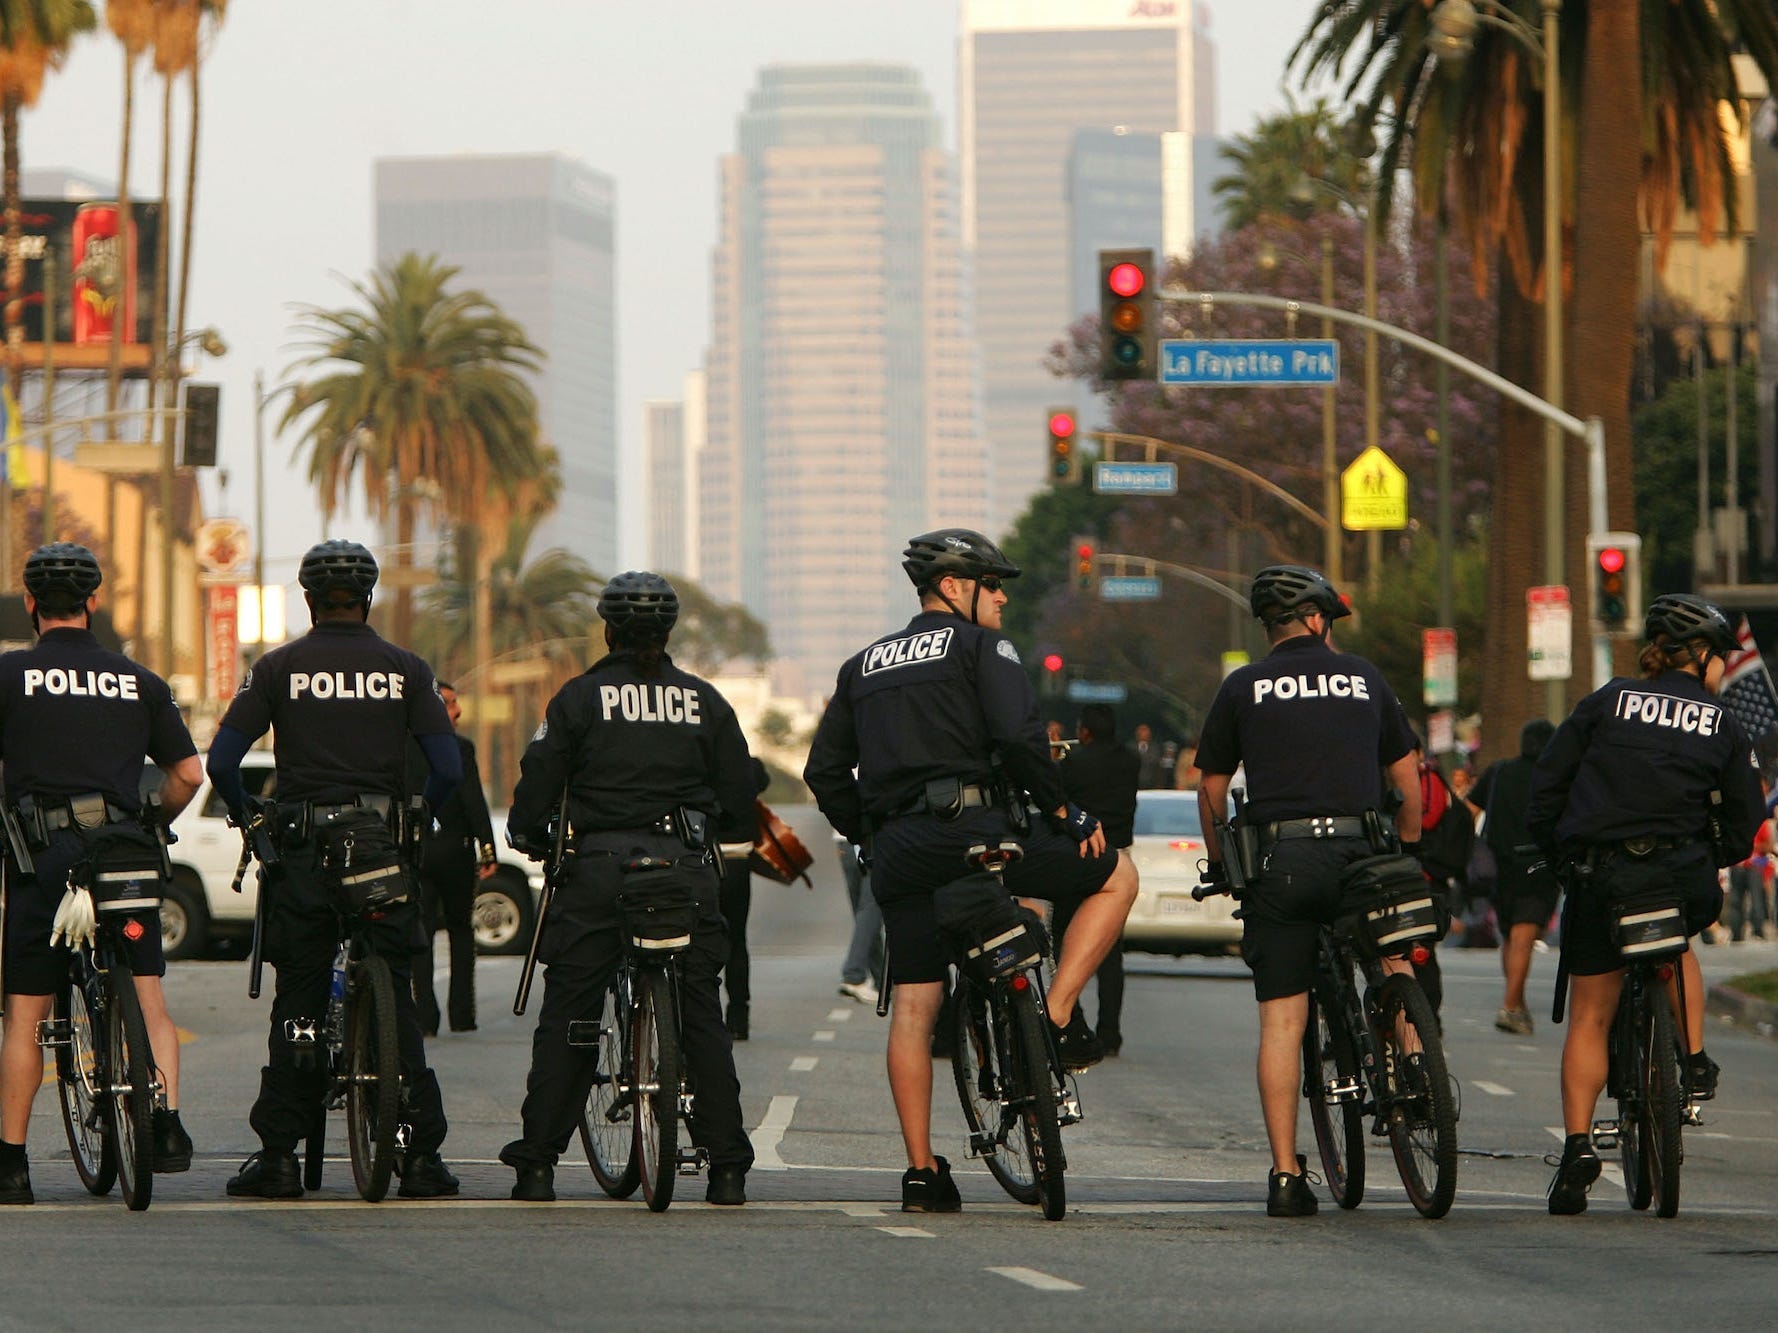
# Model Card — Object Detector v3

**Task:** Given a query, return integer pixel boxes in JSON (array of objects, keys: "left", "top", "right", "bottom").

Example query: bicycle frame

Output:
[{"left": 1314, "top": 929, "right": 1425, "bottom": 1124}]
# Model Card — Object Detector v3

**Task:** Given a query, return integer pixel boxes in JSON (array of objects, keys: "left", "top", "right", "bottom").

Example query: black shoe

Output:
[
  {"left": 397, "top": 1151, "right": 460, "bottom": 1198},
  {"left": 1266, "top": 1154, "right": 1319, "bottom": 1218},
  {"left": 901, "top": 1155, "right": 962, "bottom": 1213},
  {"left": 706, "top": 1165, "right": 747, "bottom": 1205},
  {"left": 449, "top": 1021, "right": 477, "bottom": 1033},
  {"left": 727, "top": 1004, "right": 749, "bottom": 1042},
  {"left": 1689, "top": 1052, "right": 1720, "bottom": 1101},
  {"left": 152, "top": 1108, "right": 193, "bottom": 1173},
  {"left": 0, "top": 1158, "right": 32, "bottom": 1206},
  {"left": 1050, "top": 1009, "right": 1104, "bottom": 1072},
  {"left": 226, "top": 1149, "right": 304, "bottom": 1199},
  {"left": 1099, "top": 1029, "right": 1124, "bottom": 1059},
  {"left": 509, "top": 1163, "right": 555, "bottom": 1202},
  {"left": 1547, "top": 1134, "right": 1602, "bottom": 1215}
]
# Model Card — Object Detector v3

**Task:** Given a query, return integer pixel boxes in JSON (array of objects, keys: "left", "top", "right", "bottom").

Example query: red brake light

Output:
[{"left": 1042, "top": 653, "right": 1064, "bottom": 673}]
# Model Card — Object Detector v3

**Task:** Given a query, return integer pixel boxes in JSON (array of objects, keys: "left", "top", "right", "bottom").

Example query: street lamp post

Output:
[{"left": 1258, "top": 235, "right": 1341, "bottom": 582}]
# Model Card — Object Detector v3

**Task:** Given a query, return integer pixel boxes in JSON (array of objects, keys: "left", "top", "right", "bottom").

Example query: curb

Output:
[{"left": 1705, "top": 983, "right": 1778, "bottom": 1040}]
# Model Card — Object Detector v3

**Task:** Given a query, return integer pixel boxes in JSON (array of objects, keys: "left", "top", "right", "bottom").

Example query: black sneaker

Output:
[
  {"left": 1050, "top": 1009, "right": 1104, "bottom": 1072},
  {"left": 152, "top": 1108, "right": 193, "bottom": 1173},
  {"left": 706, "top": 1165, "right": 747, "bottom": 1205},
  {"left": 1266, "top": 1154, "right": 1319, "bottom": 1217},
  {"left": 1547, "top": 1134, "right": 1602, "bottom": 1215},
  {"left": 0, "top": 1157, "right": 32, "bottom": 1206},
  {"left": 901, "top": 1155, "right": 962, "bottom": 1213},
  {"left": 397, "top": 1151, "right": 460, "bottom": 1198},
  {"left": 1689, "top": 1052, "right": 1720, "bottom": 1101},
  {"left": 226, "top": 1149, "right": 304, "bottom": 1199},
  {"left": 727, "top": 1004, "right": 749, "bottom": 1042},
  {"left": 509, "top": 1163, "right": 555, "bottom": 1202}
]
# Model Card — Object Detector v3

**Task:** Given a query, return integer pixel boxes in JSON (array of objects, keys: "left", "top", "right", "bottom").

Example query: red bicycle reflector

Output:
[
  {"left": 1048, "top": 411, "right": 1076, "bottom": 437},
  {"left": 1410, "top": 944, "right": 1432, "bottom": 966},
  {"left": 1598, "top": 547, "right": 1626, "bottom": 574},
  {"left": 1167, "top": 839, "right": 1200, "bottom": 853},
  {"left": 1042, "top": 653, "right": 1064, "bottom": 673},
  {"left": 1107, "top": 262, "right": 1145, "bottom": 297},
  {"left": 1654, "top": 963, "right": 1675, "bottom": 983},
  {"left": 123, "top": 918, "right": 146, "bottom": 941},
  {"left": 1011, "top": 973, "right": 1030, "bottom": 991}
]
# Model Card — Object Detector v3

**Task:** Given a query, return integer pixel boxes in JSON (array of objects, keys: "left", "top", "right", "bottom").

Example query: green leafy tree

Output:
[
  {"left": 664, "top": 574, "right": 771, "bottom": 675},
  {"left": 1212, "top": 96, "right": 1369, "bottom": 230}
]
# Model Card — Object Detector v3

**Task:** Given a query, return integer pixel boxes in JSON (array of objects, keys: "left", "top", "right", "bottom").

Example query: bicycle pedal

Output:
[
  {"left": 1591, "top": 1119, "right": 1620, "bottom": 1150},
  {"left": 1682, "top": 1104, "right": 1705, "bottom": 1127},
  {"left": 1058, "top": 1092, "right": 1083, "bottom": 1126},
  {"left": 283, "top": 1019, "right": 318, "bottom": 1046},
  {"left": 676, "top": 1146, "right": 709, "bottom": 1175},
  {"left": 395, "top": 1122, "right": 414, "bottom": 1150},
  {"left": 565, "top": 1019, "right": 603, "bottom": 1047},
  {"left": 35, "top": 1020, "right": 72, "bottom": 1048},
  {"left": 968, "top": 1131, "right": 999, "bottom": 1157},
  {"left": 1323, "top": 1077, "right": 1362, "bottom": 1104}
]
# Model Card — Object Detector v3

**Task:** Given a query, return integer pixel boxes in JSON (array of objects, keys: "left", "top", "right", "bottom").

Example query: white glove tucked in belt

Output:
[{"left": 50, "top": 883, "right": 97, "bottom": 950}]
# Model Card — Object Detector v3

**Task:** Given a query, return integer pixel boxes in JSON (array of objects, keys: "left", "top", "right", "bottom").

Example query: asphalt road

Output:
[{"left": 5, "top": 806, "right": 1777, "bottom": 1330}]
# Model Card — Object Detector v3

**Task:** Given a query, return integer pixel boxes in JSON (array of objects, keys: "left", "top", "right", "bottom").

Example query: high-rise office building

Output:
[
  {"left": 643, "top": 370, "right": 704, "bottom": 578},
  {"left": 375, "top": 154, "right": 616, "bottom": 574},
  {"left": 701, "top": 64, "right": 984, "bottom": 697},
  {"left": 960, "top": 0, "right": 1214, "bottom": 536}
]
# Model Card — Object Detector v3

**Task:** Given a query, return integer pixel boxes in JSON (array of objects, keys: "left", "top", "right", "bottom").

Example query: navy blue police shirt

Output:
[
  {"left": 217, "top": 620, "right": 452, "bottom": 805},
  {"left": 508, "top": 650, "right": 756, "bottom": 845},
  {"left": 0, "top": 627, "right": 196, "bottom": 809},
  {"left": 1526, "top": 670, "right": 1764, "bottom": 859},
  {"left": 1195, "top": 633, "right": 1415, "bottom": 824},
  {"left": 804, "top": 609, "right": 1067, "bottom": 842}
]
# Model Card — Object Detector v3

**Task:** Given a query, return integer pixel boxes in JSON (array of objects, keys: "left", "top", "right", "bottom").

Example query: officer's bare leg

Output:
[
  {"left": 0, "top": 994, "right": 53, "bottom": 1142},
  {"left": 1501, "top": 922, "right": 1540, "bottom": 1014},
  {"left": 1561, "top": 970, "right": 1624, "bottom": 1135},
  {"left": 1049, "top": 851, "right": 1137, "bottom": 1026},
  {"left": 1257, "top": 992, "right": 1308, "bottom": 1175},
  {"left": 133, "top": 976, "right": 180, "bottom": 1107},
  {"left": 887, "top": 980, "right": 944, "bottom": 1170}
]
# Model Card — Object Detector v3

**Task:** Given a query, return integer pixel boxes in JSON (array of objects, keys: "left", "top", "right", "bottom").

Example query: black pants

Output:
[
  {"left": 1051, "top": 892, "right": 1125, "bottom": 1039},
  {"left": 250, "top": 840, "right": 447, "bottom": 1156},
  {"left": 501, "top": 834, "right": 753, "bottom": 1172},
  {"left": 415, "top": 843, "right": 477, "bottom": 1033},
  {"left": 718, "top": 856, "right": 751, "bottom": 1018}
]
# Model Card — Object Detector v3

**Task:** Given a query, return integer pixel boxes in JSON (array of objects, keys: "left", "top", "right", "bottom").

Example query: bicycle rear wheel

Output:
[
  {"left": 579, "top": 978, "right": 641, "bottom": 1199},
  {"left": 951, "top": 973, "right": 1039, "bottom": 1205},
  {"left": 106, "top": 964, "right": 156, "bottom": 1211},
  {"left": 1372, "top": 974, "right": 1458, "bottom": 1219},
  {"left": 633, "top": 966, "right": 681, "bottom": 1212},
  {"left": 1010, "top": 981, "right": 1066, "bottom": 1220},
  {"left": 1303, "top": 981, "right": 1365, "bottom": 1209},
  {"left": 55, "top": 977, "right": 116, "bottom": 1196},
  {"left": 1613, "top": 988, "right": 1653, "bottom": 1210},
  {"left": 1644, "top": 985, "right": 1684, "bottom": 1218},
  {"left": 346, "top": 954, "right": 401, "bottom": 1202}
]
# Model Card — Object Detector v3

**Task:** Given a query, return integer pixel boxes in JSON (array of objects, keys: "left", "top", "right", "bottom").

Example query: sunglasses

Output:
[{"left": 976, "top": 575, "right": 1004, "bottom": 592}]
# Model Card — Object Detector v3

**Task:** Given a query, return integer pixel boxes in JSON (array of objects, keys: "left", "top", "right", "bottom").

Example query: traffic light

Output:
[
  {"left": 1047, "top": 407, "right": 1078, "bottom": 485},
  {"left": 1071, "top": 534, "right": 1097, "bottom": 593},
  {"left": 181, "top": 382, "right": 220, "bottom": 467},
  {"left": 1587, "top": 531, "right": 1642, "bottom": 634},
  {"left": 1040, "top": 652, "right": 1064, "bottom": 697},
  {"left": 1099, "top": 247, "right": 1156, "bottom": 381}
]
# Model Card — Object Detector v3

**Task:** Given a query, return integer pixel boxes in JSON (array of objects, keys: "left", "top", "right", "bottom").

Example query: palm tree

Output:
[
  {"left": 103, "top": 0, "right": 152, "bottom": 418},
  {"left": 281, "top": 252, "right": 546, "bottom": 645},
  {"left": 1211, "top": 96, "right": 1368, "bottom": 230}
]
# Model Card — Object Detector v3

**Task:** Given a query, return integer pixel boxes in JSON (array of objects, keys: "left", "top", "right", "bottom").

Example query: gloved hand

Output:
[
  {"left": 1200, "top": 859, "right": 1229, "bottom": 890},
  {"left": 1047, "top": 802, "right": 1100, "bottom": 845},
  {"left": 50, "top": 884, "right": 98, "bottom": 950},
  {"left": 507, "top": 828, "right": 550, "bottom": 861}
]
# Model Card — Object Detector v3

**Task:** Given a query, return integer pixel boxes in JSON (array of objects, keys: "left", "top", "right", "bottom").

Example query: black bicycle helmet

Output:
[
  {"left": 1645, "top": 593, "right": 1736, "bottom": 655},
  {"left": 598, "top": 571, "right": 679, "bottom": 634},
  {"left": 23, "top": 542, "right": 102, "bottom": 606},
  {"left": 1249, "top": 564, "right": 1349, "bottom": 622},
  {"left": 901, "top": 529, "right": 1021, "bottom": 589},
  {"left": 298, "top": 539, "right": 379, "bottom": 601}
]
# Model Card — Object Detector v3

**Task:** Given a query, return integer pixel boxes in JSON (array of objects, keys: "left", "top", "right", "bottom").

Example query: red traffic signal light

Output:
[
  {"left": 1042, "top": 653, "right": 1064, "bottom": 673},
  {"left": 1587, "top": 533, "right": 1641, "bottom": 633},
  {"left": 1071, "top": 535, "right": 1096, "bottom": 592},
  {"left": 1099, "top": 248, "right": 1156, "bottom": 381},
  {"left": 1107, "top": 262, "right": 1145, "bottom": 298},
  {"left": 1597, "top": 546, "right": 1626, "bottom": 575},
  {"left": 1047, "top": 405, "right": 1078, "bottom": 484}
]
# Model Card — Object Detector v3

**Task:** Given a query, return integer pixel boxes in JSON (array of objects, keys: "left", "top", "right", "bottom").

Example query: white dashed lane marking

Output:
[
  {"left": 1473, "top": 1080, "right": 1515, "bottom": 1097},
  {"left": 751, "top": 1095, "right": 799, "bottom": 1171},
  {"left": 877, "top": 1226, "right": 935, "bottom": 1239},
  {"left": 988, "top": 1267, "right": 1083, "bottom": 1292},
  {"left": 789, "top": 1056, "right": 819, "bottom": 1072},
  {"left": 812, "top": 1030, "right": 836, "bottom": 1043},
  {"left": 827, "top": 1008, "right": 852, "bottom": 1022}
]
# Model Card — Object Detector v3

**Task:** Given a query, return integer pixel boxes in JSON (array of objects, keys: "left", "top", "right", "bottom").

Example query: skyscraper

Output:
[
  {"left": 960, "top": 0, "right": 1214, "bottom": 536},
  {"left": 375, "top": 154, "right": 616, "bottom": 574},
  {"left": 643, "top": 371, "right": 704, "bottom": 578},
  {"left": 701, "top": 64, "right": 984, "bottom": 697}
]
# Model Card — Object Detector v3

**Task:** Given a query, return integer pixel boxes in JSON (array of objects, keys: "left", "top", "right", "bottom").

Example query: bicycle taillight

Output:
[{"left": 1011, "top": 973, "right": 1030, "bottom": 992}]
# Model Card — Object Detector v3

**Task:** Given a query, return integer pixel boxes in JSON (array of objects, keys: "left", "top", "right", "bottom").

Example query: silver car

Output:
[{"left": 1121, "top": 790, "right": 1242, "bottom": 956}]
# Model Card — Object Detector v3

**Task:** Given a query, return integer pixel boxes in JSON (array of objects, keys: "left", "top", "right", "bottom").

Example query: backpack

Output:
[{"left": 1418, "top": 767, "right": 1475, "bottom": 889}]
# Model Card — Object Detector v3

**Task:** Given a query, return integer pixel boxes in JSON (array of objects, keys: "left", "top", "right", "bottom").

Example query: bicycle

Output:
[
  {"left": 946, "top": 841, "right": 1078, "bottom": 1222},
  {"left": 576, "top": 876, "right": 708, "bottom": 1212}
]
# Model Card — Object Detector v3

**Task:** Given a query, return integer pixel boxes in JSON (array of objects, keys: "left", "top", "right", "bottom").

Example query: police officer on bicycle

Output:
[
  {"left": 804, "top": 529, "right": 1138, "bottom": 1213},
  {"left": 0, "top": 543, "right": 204, "bottom": 1204},
  {"left": 500, "top": 572, "right": 756, "bottom": 1205},
  {"left": 1194, "top": 565, "right": 1420, "bottom": 1218},
  {"left": 207, "top": 539, "right": 463, "bottom": 1199},
  {"left": 1527, "top": 593, "right": 1763, "bottom": 1215}
]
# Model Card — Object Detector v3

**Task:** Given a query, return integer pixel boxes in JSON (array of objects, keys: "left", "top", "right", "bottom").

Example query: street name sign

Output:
[
  {"left": 1094, "top": 461, "right": 1178, "bottom": 495},
  {"left": 1099, "top": 575, "right": 1163, "bottom": 602},
  {"left": 1067, "top": 680, "right": 1128, "bottom": 704},
  {"left": 1160, "top": 339, "right": 1339, "bottom": 386}
]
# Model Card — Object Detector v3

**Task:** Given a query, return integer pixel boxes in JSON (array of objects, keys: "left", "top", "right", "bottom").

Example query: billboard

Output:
[{"left": 18, "top": 197, "right": 162, "bottom": 345}]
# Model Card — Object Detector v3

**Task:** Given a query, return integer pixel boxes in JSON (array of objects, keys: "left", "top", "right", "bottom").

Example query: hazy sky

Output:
[{"left": 21, "top": 0, "right": 1335, "bottom": 584}]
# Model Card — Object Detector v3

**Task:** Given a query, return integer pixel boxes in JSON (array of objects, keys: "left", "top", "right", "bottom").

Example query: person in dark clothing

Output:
[
  {"left": 718, "top": 756, "right": 770, "bottom": 1040},
  {"left": 410, "top": 682, "right": 497, "bottom": 1036},
  {"left": 1468, "top": 719, "right": 1558, "bottom": 1036},
  {"left": 1055, "top": 703, "right": 1140, "bottom": 1055}
]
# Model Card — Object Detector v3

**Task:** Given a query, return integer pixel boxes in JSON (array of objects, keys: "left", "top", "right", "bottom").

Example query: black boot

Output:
[
  {"left": 510, "top": 1163, "right": 555, "bottom": 1202},
  {"left": 226, "top": 1149, "right": 304, "bottom": 1199},
  {"left": 706, "top": 1164, "right": 747, "bottom": 1205},
  {"left": 153, "top": 1108, "right": 193, "bottom": 1173},
  {"left": 0, "top": 1144, "right": 32, "bottom": 1206},
  {"left": 397, "top": 1151, "right": 460, "bottom": 1198}
]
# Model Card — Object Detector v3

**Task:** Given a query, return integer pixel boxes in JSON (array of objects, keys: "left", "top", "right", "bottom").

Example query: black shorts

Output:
[
  {"left": 2, "top": 831, "right": 166, "bottom": 996},
  {"left": 1495, "top": 856, "right": 1561, "bottom": 930},
  {"left": 1240, "top": 836, "right": 1375, "bottom": 1002},
  {"left": 1562, "top": 843, "right": 1722, "bottom": 977},
  {"left": 871, "top": 807, "right": 1118, "bottom": 985}
]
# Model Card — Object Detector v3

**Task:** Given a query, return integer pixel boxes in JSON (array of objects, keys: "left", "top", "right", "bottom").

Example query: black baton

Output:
[{"left": 513, "top": 790, "right": 570, "bottom": 1017}]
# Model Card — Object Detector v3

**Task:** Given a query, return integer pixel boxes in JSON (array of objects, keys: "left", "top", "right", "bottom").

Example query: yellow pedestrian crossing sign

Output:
[{"left": 1341, "top": 445, "right": 1408, "bottom": 531}]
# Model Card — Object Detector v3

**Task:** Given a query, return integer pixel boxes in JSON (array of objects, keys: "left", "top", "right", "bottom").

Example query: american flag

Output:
[{"left": 1721, "top": 616, "right": 1778, "bottom": 747}]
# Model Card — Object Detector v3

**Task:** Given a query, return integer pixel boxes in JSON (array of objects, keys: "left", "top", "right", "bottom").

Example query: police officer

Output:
[
  {"left": 1195, "top": 565, "right": 1420, "bottom": 1218},
  {"left": 1527, "top": 593, "right": 1763, "bottom": 1215},
  {"left": 804, "top": 529, "right": 1138, "bottom": 1213},
  {"left": 500, "top": 572, "right": 756, "bottom": 1204},
  {"left": 207, "top": 539, "right": 463, "bottom": 1200},
  {"left": 0, "top": 544, "right": 204, "bottom": 1204}
]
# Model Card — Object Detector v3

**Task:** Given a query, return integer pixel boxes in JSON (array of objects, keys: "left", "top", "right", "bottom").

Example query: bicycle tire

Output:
[
  {"left": 1372, "top": 974, "right": 1458, "bottom": 1219},
  {"left": 1645, "top": 986, "right": 1684, "bottom": 1218},
  {"left": 578, "top": 978, "right": 641, "bottom": 1199},
  {"left": 633, "top": 966, "right": 681, "bottom": 1212},
  {"left": 54, "top": 976, "right": 116, "bottom": 1196},
  {"left": 303, "top": 1105, "right": 327, "bottom": 1192},
  {"left": 1010, "top": 982, "right": 1067, "bottom": 1220},
  {"left": 1614, "top": 987, "right": 1653, "bottom": 1211},
  {"left": 1303, "top": 981, "right": 1365, "bottom": 1209},
  {"left": 106, "top": 963, "right": 155, "bottom": 1211},
  {"left": 950, "top": 973, "right": 1039, "bottom": 1205},
  {"left": 346, "top": 954, "right": 401, "bottom": 1203}
]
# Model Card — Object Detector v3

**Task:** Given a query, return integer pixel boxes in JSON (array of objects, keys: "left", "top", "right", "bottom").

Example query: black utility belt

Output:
[
  {"left": 284, "top": 794, "right": 407, "bottom": 841},
  {"left": 9, "top": 793, "right": 136, "bottom": 851},
  {"left": 1257, "top": 816, "right": 1369, "bottom": 851},
  {"left": 881, "top": 779, "right": 997, "bottom": 824},
  {"left": 1589, "top": 836, "right": 1690, "bottom": 864},
  {"left": 573, "top": 807, "right": 712, "bottom": 853}
]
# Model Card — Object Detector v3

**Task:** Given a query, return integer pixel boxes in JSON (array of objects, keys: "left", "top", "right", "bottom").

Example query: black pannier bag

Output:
[
  {"left": 1337, "top": 853, "right": 1445, "bottom": 954},
  {"left": 934, "top": 873, "right": 1046, "bottom": 980},
  {"left": 1595, "top": 847, "right": 1689, "bottom": 962},
  {"left": 313, "top": 808, "right": 410, "bottom": 914},
  {"left": 615, "top": 877, "right": 700, "bottom": 953},
  {"left": 74, "top": 823, "right": 167, "bottom": 915}
]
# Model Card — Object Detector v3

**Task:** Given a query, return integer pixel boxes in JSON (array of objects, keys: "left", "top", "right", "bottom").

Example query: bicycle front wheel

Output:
[
  {"left": 579, "top": 979, "right": 640, "bottom": 1199},
  {"left": 1303, "top": 981, "right": 1365, "bottom": 1209},
  {"left": 1372, "top": 974, "right": 1458, "bottom": 1219},
  {"left": 950, "top": 973, "right": 1039, "bottom": 1205},
  {"left": 346, "top": 954, "right": 401, "bottom": 1202},
  {"left": 1643, "top": 984, "right": 1685, "bottom": 1218},
  {"left": 633, "top": 966, "right": 681, "bottom": 1212},
  {"left": 55, "top": 977, "right": 116, "bottom": 1196},
  {"left": 1010, "top": 982, "right": 1066, "bottom": 1220},
  {"left": 106, "top": 964, "right": 156, "bottom": 1211}
]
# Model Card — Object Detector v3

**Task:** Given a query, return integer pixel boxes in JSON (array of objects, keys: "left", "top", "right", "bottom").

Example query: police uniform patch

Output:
[
  {"left": 532, "top": 720, "right": 548, "bottom": 743},
  {"left": 996, "top": 639, "right": 1020, "bottom": 665},
  {"left": 237, "top": 669, "right": 252, "bottom": 696}
]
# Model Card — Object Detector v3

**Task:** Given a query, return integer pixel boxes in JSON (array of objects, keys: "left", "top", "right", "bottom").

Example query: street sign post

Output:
[
  {"left": 1093, "top": 461, "right": 1177, "bottom": 496},
  {"left": 1341, "top": 444, "right": 1408, "bottom": 531},
  {"left": 1159, "top": 339, "right": 1339, "bottom": 386},
  {"left": 1423, "top": 627, "right": 1457, "bottom": 707},
  {"left": 1066, "top": 680, "right": 1128, "bottom": 704},
  {"left": 1099, "top": 575, "right": 1163, "bottom": 602},
  {"left": 1527, "top": 585, "right": 1573, "bottom": 681}
]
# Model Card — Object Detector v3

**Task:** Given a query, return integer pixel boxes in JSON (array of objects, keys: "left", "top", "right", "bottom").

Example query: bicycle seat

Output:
[{"left": 963, "top": 841, "right": 1023, "bottom": 874}]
